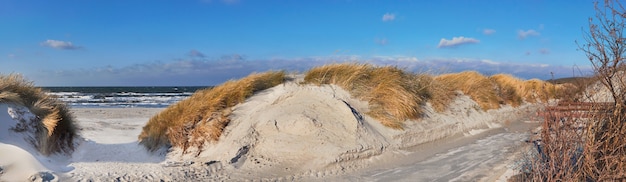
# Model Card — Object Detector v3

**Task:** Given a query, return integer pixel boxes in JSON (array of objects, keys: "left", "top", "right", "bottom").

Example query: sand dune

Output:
[
  {"left": 96, "top": 83, "right": 533, "bottom": 180},
  {"left": 1, "top": 80, "right": 542, "bottom": 181},
  {"left": 0, "top": 104, "right": 73, "bottom": 181}
]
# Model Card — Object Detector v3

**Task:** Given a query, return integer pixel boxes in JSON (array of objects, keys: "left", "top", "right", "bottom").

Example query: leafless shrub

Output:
[{"left": 515, "top": 1, "right": 626, "bottom": 181}]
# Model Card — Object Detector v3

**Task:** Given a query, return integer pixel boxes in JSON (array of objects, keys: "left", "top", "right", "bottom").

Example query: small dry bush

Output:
[
  {"left": 517, "top": 1, "right": 626, "bottom": 179},
  {"left": 139, "top": 71, "right": 285, "bottom": 153},
  {"left": 516, "top": 105, "right": 588, "bottom": 181},
  {"left": 581, "top": 106, "right": 626, "bottom": 180},
  {"left": 436, "top": 71, "right": 501, "bottom": 110},
  {"left": 0, "top": 74, "right": 76, "bottom": 155},
  {"left": 303, "top": 63, "right": 433, "bottom": 129},
  {"left": 518, "top": 102, "right": 626, "bottom": 181}
]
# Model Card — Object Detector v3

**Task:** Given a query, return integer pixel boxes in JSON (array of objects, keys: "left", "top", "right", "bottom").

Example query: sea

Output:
[{"left": 42, "top": 86, "right": 211, "bottom": 108}]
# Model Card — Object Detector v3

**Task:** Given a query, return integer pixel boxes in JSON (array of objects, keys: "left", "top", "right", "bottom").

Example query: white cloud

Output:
[
  {"left": 437, "top": 36, "right": 480, "bottom": 48},
  {"left": 517, "top": 29, "right": 540, "bottom": 40},
  {"left": 40, "top": 39, "right": 81, "bottom": 50},
  {"left": 481, "top": 59, "right": 500, "bottom": 65},
  {"left": 382, "top": 13, "right": 395, "bottom": 22},
  {"left": 483, "top": 29, "right": 496, "bottom": 35}
]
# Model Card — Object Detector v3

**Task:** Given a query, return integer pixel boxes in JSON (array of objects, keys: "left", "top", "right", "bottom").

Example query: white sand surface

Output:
[
  {"left": 1, "top": 82, "right": 541, "bottom": 181},
  {"left": 61, "top": 108, "right": 173, "bottom": 180},
  {"left": 165, "top": 82, "right": 540, "bottom": 181},
  {"left": 0, "top": 104, "right": 74, "bottom": 181}
]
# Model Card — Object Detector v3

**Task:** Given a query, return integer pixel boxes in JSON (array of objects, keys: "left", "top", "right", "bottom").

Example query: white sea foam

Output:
[{"left": 47, "top": 89, "right": 196, "bottom": 108}]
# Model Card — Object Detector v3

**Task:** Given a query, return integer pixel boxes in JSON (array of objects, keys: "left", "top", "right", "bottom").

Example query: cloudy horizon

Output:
[
  {"left": 1, "top": 0, "right": 598, "bottom": 86},
  {"left": 29, "top": 53, "right": 593, "bottom": 86}
]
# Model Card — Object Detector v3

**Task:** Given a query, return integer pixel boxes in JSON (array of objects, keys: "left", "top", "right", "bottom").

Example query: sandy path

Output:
[
  {"left": 60, "top": 108, "right": 169, "bottom": 181},
  {"left": 70, "top": 108, "right": 163, "bottom": 144},
  {"left": 326, "top": 120, "right": 540, "bottom": 181}
]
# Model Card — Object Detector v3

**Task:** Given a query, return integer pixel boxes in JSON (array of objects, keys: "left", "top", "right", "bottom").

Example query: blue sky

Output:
[{"left": 1, "top": 0, "right": 598, "bottom": 86}]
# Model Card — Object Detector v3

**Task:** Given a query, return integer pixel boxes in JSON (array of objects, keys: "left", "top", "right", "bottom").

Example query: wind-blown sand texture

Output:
[
  {"left": 2, "top": 82, "right": 538, "bottom": 181},
  {"left": 0, "top": 73, "right": 557, "bottom": 181}
]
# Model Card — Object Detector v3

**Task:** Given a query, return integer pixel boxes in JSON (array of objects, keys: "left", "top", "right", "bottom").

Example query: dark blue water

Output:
[{"left": 42, "top": 86, "right": 211, "bottom": 108}]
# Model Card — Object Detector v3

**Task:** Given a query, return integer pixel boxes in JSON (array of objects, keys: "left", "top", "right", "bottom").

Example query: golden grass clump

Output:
[
  {"left": 139, "top": 71, "right": 285, "bottom": 152},
  {"left": 490, "top": 74, "right": 525, "bottom": 107},
  {"left": 436, "top": 71, "right": 501, "bottom": 110},
  {"left": 491, "top": 73, "right": 564, "bottom": 103},
  {"left": 521, "top": 79, "right": 556, "bottom": 102},
  {"left": 303, "top": 63, "right": 430, "bottom": 129},
  {"left": 421, "top": 75, "right": 455, "bottom": 112},
  {"left": 554, "top": 83, "right": 583, "bottom": 102},
  {"left": 0, "top": 74, "right": 76, "bottom": 155}
]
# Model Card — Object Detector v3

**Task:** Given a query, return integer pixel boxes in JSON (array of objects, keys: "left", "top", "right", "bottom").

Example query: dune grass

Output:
[
  {"left": 490, "top": 74, "right": 525, "bottom": 107},
  {"left": 491, "top": 74, "right": 561, "bottom": 103},
  {"left": 505, "top": 74, "right": 574, "bottom": 103},
  {"left": 436, "top": 72, "right": 562, "bottom": 111},
  {"left": 0, "top": 74, "right": 76, "bottom": 155},
  {"left": 139, "top": 63, "right": 570, "bottom": 153},
  {"left": 422, "top": 75, "right": 455, "bottom": 113},
  {"left": 521, "top": 79, "right": 556, "bottom": 102},
  {"left": 138, "top": 71, "right": 286, "bottom": 152},
  {"left": 302, "top": 63, "right": 432, "bottom": 129},
  {"left": 302, "top": 64, "right": 562, "bottom": 128},
  {"left": 436, "top": 71, "right": 502, "bottom": 110}
]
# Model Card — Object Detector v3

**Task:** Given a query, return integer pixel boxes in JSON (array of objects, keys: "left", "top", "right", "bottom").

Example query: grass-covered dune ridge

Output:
[
  {"left": 138, "top": 71, "right": 286, "bottom": 152},
  {"left": 140, "top": 63, "right": 564, "bottom": 152},
  {"left": 486, "top": 74, "right": 525, "bottom": 107},
  {"left": 303, "top": 64, "right": 432, "bottom": 129},
  {"left": 0, "top": 74, "right": 76, "bottom": 155},
  {"left": 436, "top": 72, "right": 559, "bottom": 110},
  {"left": 490, "top": 73, "right": 560, "bottom": 103},
  {"left": 436, "top": 71, "right": 503, "bottom": 110},
  {"left": 303, "top": 65, "right": 562, "bottom": 128}
]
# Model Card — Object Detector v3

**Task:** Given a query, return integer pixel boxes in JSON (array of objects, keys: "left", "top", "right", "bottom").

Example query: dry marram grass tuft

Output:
[
  {"left": 303, "top": 63, "right": 431, "bottom": 129},
  {"left": 436, "top": 71, "right": 501, "bottom": 110},
  {"left": 0, "top": 73, "right": 76, "bottom": 155},
  {"left": 138, "top": 71, "right": 286, "bottom": 152},
  {"left": 489, "top": 74, "right": 524, "bottom": 107},
  {"left": 521, "top": 79, "right": 556, "bottom": 102},
  {"left": 422, "top": 75, "right": 455, "bottom": 112},
  {"left": 436, "top": 72, "right": 560, "bottom": 111}
]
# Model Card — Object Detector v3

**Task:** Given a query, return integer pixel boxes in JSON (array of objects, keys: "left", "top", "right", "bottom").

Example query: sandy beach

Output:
[
  {"left": 0, "top": 82, "right": 537, "bottom": 181},
  {"left": 0, "top": 83, "right": 544, "bottom": 181},
  {"left": 4, "top": 0, "right": 617, "bottom": 180},
  {"left": 55, "top": 106, "right": 540, "bottom": 181}
]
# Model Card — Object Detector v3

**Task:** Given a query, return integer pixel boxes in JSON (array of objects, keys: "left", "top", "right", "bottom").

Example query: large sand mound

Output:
[
  {"left": 166, "top": 81, "right": 535, "bottom": 180},
  {"left": 172, "top": 83, "right": 390, "bottom": 178}
]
